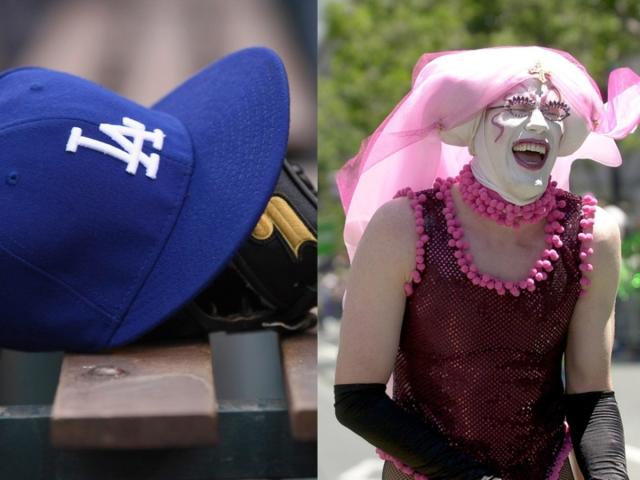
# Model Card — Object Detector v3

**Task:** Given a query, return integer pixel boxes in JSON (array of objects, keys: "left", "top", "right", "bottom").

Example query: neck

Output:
[
  {"left": 457, "top": 164, "right": 556, "bottom": 229},
  {"left": 450, "top": 184, "right": 544, "bottom": 242}
]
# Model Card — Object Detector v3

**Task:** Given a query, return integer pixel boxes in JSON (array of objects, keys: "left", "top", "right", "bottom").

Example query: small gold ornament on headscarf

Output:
[{"left": 528, "top": 61, "right": 550, "bottom": 83}]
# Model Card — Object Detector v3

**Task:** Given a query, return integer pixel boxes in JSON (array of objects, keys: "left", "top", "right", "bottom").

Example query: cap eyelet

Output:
[{"left": 6, "top": 171, "right": 18, "bottom": 185}]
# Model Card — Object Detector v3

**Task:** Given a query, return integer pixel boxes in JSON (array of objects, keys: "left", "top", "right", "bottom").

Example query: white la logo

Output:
[{"left": 66, "top": 117, "right": 165, "bottom": 179}]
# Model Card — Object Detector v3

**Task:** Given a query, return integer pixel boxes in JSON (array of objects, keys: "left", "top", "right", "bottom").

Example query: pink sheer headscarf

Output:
[{"left": 337, "top": 46, "right": 640, "bottom": 260}]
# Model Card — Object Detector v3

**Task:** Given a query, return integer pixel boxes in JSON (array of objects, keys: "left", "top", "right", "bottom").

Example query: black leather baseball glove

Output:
[{"left": 150, "top": 159, "right": 317, "bottom": 338}]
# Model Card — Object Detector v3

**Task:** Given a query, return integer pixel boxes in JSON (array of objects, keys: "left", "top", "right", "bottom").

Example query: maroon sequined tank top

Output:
[{"left": 392, "top": 187, "right": 585, "bottom": 479}]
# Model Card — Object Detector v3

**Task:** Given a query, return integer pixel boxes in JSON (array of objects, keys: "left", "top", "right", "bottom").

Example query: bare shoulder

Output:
[
  {"left": 565, "top": 205, "right": 620, "bottom": 391},
  {"left": 353, "top": 197, "right": 417, "bottom": 282},
  {"left": 580, "top": 205, "right": 621, "bottom": 291},
  {"left": 592, "top": 205, "right": 621, "bottom": 250},
  {"left": 337, "top": 196, "right": 419, "bottom": 383}
]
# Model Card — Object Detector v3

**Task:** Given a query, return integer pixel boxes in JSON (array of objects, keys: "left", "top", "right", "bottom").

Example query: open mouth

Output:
[{"left": 512, "top": 139, "right": 549, "bottom": 170}]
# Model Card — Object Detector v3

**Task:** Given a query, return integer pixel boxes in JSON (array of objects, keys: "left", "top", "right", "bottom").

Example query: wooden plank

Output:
[
  {"left": 280, "top": 330, "right": 317, "bottom": 441},
  {"left": 50, "top": 340, "right": 217, "bottom": 449},
  {"left": 1, "top": 402, "right": 316, "bottom": 480}
]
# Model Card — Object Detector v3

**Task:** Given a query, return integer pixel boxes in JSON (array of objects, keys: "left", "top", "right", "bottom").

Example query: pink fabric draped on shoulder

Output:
[{"left": 337, "top": 46, "right": 640, "bottom": 260}]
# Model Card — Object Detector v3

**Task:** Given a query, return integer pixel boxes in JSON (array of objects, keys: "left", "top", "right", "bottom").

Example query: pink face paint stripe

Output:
[{"left": 490, "top": 111, "right": 504, "bottom": 142}]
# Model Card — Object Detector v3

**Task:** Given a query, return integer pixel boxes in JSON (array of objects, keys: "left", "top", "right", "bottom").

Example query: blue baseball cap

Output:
[{"left": 0, "top": 47, "right": 289, "bottom": 352}]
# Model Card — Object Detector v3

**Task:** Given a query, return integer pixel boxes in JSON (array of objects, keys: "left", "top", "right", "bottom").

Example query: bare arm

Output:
[
  {"left": 565, "top": 205, "right": 620, "bottom": 393},
  {"left": 335, "top": 197, "right": 415, "bottom": 384},
  {"left": 564, "top": 205, "right": 628, "bottom": 479},
  {"left": 333, "top": 197, "right": 500, "bottom": 479}
]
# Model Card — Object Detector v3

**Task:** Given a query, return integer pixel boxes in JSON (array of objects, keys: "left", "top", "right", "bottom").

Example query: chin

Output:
[{"left": 505, "top": 167, "right": 549, "bottom": 196}]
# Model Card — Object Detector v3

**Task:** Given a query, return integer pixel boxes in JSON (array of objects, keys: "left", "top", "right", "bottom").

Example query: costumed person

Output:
[{"left": 333, "top": 46, "right": 640, "bottom": 480}]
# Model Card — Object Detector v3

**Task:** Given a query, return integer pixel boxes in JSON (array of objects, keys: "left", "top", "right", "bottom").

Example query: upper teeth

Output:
[{"left": 513, "top": 142, "right": 546, "bottom": 154}]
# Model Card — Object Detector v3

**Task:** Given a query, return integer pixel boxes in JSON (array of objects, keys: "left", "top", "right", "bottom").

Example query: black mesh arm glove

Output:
[
  {"left": 565, "top": 391, "right": 629, "bottom": 479},
  {"left": 334, "top": 383, "right": 499, "bottom": 480}
]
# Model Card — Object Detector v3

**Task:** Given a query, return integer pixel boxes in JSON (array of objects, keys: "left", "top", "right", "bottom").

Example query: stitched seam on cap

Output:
[
  {"left": 106, "top": 147, "right": 194, "bottom": 344},
  {"left": 0, "top": 240, "right": 117, "bottom": 327},
  {"left": 108, "top": 51, "right": 287, "bottom": 331}
]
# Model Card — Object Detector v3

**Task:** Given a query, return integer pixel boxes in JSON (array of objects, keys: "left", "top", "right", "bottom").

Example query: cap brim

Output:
[{"left": 106, "top": 48, "right": 289, "bottom": 348}]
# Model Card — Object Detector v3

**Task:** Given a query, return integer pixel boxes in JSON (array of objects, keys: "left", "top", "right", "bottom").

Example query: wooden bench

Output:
[
  {"left": 0, "top": 330, "right": 317, "bottom": 480},
  {"left": 50, "top": 341, "right": 219, "bottom": 449}
]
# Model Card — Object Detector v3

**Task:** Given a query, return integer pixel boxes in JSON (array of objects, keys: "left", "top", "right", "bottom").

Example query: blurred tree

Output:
[
  {"left": 319, "top": 0, "right": 640, "bottom": 256},
  {"left": 620, "top": 230, "right": 640, "bottom": 301}
]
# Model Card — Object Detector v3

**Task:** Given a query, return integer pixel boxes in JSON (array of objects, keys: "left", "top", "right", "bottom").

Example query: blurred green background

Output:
[{"left": 318, "top": 0, "right": 640, "bottom": 355}]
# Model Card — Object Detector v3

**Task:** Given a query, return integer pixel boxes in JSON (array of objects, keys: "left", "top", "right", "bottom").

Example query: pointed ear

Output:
[
  {"left": 558, "top": 114, "right": 590, "bottom": 156},
  {"left": 438, "top": 113, "right": 482, "bottom": 154}
]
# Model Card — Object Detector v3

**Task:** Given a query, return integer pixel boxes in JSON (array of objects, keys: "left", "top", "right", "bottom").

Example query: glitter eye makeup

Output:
[
  {"left": 496, "top": 95, "right": 571, "bottom": 122},
  {"left": 505, "top": 95, "right": 537, "bottom": 117},
  {"left": 540, "top": 100, "right": 571, "bottom": 121}
]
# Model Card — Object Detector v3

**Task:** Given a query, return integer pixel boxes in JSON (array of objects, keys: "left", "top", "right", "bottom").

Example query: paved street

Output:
[{"left": 319, "top": 317, "right": 640, "bottom": 479}]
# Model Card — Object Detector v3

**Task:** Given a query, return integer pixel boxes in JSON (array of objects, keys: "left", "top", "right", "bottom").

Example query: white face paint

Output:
[{"left": 471, "top": 79, "right": 566, "bottom": 205}]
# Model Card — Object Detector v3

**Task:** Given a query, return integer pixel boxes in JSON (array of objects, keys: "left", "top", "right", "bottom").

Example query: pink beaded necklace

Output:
[
  {"left": 457, "top": 164, "right": 557, "bottom": 228},
  {"left": 398, "top": 167, "right": 597, "bottom": 298},
  {"left": 434, "top": 168, "right": 566, "bottom": 297}
]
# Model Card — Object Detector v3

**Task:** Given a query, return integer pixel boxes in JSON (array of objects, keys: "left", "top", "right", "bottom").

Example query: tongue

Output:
[{"left": 513, "top": 150, "right": 544, "bottom": 170}]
